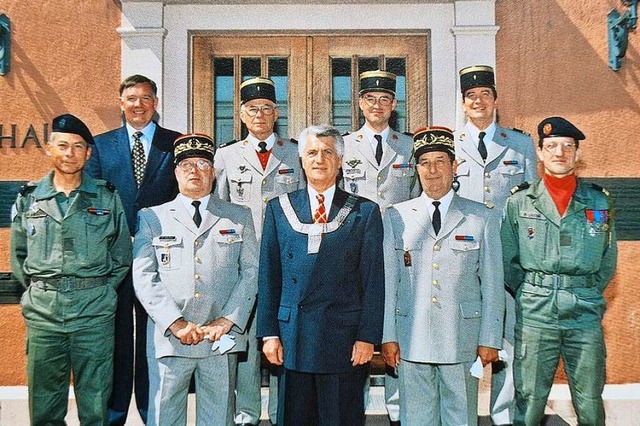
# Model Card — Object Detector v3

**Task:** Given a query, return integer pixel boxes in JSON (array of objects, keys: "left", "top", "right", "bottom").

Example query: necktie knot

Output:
[
  {"left": 133, "top": 131, "right": 143, "bottom": 141},
  {"left": 314, "top": 194, "right": 327, "bottom": 224},
  {"left": 477, "top": 131, "right": 487, "bottom": 161},
  {"left": 258, "top": 141, "right": 268, "bottom": 154},
  {"left": 192, "top": 200, "right": 202, "bottom": 227},
  {"left": 432, "top": 201, "right": 441, "bottom": 235},
  {"left": 374, "top": 134, "right": 383, "bottom": 165}
]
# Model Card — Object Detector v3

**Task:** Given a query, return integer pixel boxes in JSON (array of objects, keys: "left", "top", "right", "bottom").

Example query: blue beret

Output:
[
  {"left": 538, "top": 116, "right": 585, "bottom": 141},
  {"left": 52, "top": 114, "right": 94, "bottom": 145}
]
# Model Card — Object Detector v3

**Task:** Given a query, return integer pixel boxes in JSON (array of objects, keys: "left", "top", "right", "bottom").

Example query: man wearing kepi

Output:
[
  {"left": 501, "top": 117, "right": 617, "bottom": 426},
  {"left": 133, "top": 133, "right": 258, "bottom": 425},
  {"left": 342, "top": 69, "right": 419, "bottom": 425},
  {"left": 214, "top": 76, "right": 304, "bottom": 426},
  {"left": 257, "top": 125, "right": 384, "bottom": 425},
  {"left": 455, "top": 65, "right": 537, "bottom": 425},
  {"left": 10, "top": 114, "right": 132, "bottom": 424},
  {"left": 382, "top": 127, "right": 504, "bottom": 426}
]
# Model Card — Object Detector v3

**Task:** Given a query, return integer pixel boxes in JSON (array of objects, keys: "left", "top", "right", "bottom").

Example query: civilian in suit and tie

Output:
[
  {"left": 382, "top": 127, "right": 504, "bottom": 426},
  {"left": 214, "top": 77, "right": 304, "bottom": 426},
  {"left": 454, "top": 65, "right": 538, "bottom": 425},
  {"left": 85, "top": 74, "right": 182, "bottom": 425},
  {"left": 133, "top": 134, "right": 258, "bottom": 426},
  {"left": 342, "top": 69, "right": 420, "bottom": 425},
  {"left": 257, "top": 124, "right": 385, "bottom": 426}
]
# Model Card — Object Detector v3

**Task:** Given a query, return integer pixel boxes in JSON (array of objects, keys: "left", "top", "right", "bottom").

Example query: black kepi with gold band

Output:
[
  {"left": 459, "top": 65, "right": 496, "bottom": 95},
  {"left": 412, "top": 126, "right": 456, "bottom": 159},
  {"left": 359, "top": 70, "right": 397, "bottom": 96},
  {"left": 240, "top": 77, "right": 276, "bottom": 104},
  {"left": 52, "top": 113, "right": 95, "bottom": 145},
  {"left": 537, "top": 116, "right": 585, "bottom": 141},
  {"left": 174, "top": 133, "right": 215, "bottom": 164}
]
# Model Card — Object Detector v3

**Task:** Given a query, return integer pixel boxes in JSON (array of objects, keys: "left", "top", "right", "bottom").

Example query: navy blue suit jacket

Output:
[
  {"left": 86, "top": 123, "right": 181, "bottom": 235},
  {"left": 257, "top": 187, "right": 385, "bottom": 374}
]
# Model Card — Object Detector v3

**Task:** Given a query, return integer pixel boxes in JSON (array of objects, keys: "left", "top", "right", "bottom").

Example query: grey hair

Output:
[{"left": 297, "top": 124, "right": 344, "bottom": 157}]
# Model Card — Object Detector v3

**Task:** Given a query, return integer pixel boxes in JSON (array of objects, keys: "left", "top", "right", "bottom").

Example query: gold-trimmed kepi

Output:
[
  {"left": 174, "top": 133, "right": 215, "bottom": 164},
  {"left": 459, "top": 65, "right": 495, "bottom": 94},
  {"left": 359, "top": 70, "right": 397, "bottom": 96},
  {"left": 412, "top": 126, "right": 455, "bottom": 160},
  {"left": 240, "top": 77, "right": 276, "bottom": 104}
]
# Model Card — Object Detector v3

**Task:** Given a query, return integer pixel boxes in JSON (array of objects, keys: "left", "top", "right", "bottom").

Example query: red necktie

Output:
[{"left": 313, "top": 194, "right": 327, "bottom": 224}]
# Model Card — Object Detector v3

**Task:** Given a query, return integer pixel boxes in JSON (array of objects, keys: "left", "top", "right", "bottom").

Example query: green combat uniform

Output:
[
  {"left": 11, "top": 170, "right": 132, "bottom": 425},
  {"left": 501, "top": 179, "right": 617, "bottom": 426}
]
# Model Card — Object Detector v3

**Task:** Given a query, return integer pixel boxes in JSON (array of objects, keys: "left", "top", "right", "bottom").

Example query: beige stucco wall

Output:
[{"left": 0, "top": 0, "right": 638, "bottom": 387}]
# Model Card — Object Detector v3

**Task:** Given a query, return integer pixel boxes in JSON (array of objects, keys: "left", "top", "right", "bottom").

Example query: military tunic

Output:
[
  {"left": 501, "top": 179, "right": 617, "bottom": 426},
  {"left": 10, "top": 171, "right": 132, "bottom": 425},
  {"left": 214, "top": 134, "right": 304, "bottom": 239},
  {"left": 342, "top": 127, "right": 420, "bottom": 211}
]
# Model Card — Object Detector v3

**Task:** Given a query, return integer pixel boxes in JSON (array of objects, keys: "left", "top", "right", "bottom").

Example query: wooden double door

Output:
[{"left": 192, "top": 34, "right": 428, "bottom": 145}]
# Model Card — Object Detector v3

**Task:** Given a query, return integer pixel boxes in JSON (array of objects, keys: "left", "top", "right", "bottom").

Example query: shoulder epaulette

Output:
[
  {"left": 511, "top": 127, "right": 531, "bottom": 136},
  {"left": 510, "top": 182, "right": 530, "bottom": 195},
  {"left": 19, "top": 183, "right": 37, "bottom": 196},
  {"left": 342, "top": 132, "right": 351, "bottom": 137},
  {"left": 218, "top": 139, "right": 239, "bottom": 149},
  {"left": 289, "top": 138, "right": 298, "bottom": 144},
  {"left": 590, "top": 183, "right": 611, "bottom": 197}
]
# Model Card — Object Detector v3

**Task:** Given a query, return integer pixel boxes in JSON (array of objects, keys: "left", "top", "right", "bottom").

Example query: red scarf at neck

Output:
[{"left": 543, "top": 173, "right": 577, "bottom": 216}]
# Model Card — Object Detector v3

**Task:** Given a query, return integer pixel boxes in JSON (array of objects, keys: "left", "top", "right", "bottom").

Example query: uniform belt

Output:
[
  {"left": 30, "top": 276, "right": 107, "bottom": 292},
  {"left": 524, "top": 272, "right": 594, "bottom": 289}
]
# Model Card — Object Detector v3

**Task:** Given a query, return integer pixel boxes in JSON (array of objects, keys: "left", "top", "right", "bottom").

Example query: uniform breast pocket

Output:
[
  {"left": 152, "top": 237, "right": 183, "bottom": 270},
  {"left": 24, "top": 214, "right": 49, "bottom": 253},
  {"left": 213, "top": 233, "right": 243, "bottom": 268},
  {"left": 84, "top": 214, "right": 115, "bottom": 261},
  {"left": 450, "top": 240, "right": 480, "bottom": 256},
  {"left": 343, "top": 168, "right": 366, "bottom": 182},
  {"left": 498, "top": 164, "right": 525, "bottom": 185},
  {"left": 390, "top": 165, "right": 415, "bottom": 179},
  {"left": 275, "top": 174, "right": 299, "bottom": 191},
  {"left": 230, "top": 173, "right": 252, "bottom": 202}
]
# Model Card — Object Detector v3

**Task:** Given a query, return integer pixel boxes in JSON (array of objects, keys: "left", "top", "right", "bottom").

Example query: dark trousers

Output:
[
  {"left": 108, "top": 272, "right": 149, "bottom": 425},
  {"left": 280, "top": 366, "right": 367, "bottom": 426}
]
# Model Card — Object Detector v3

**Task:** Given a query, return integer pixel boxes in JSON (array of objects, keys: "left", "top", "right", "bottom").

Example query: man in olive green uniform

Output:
[
  {"left": 501, "top": 117, "right": 617, "bottom": 426},
  {"left": 10, "top": 114, "right": 132, "bottom": 425}
]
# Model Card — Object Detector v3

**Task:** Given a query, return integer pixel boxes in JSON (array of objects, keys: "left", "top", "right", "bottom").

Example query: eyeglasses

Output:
[
  {"left": 362, "top": 95, "right": 394, "bottom": 107},
  {"left": 464, "top": 92, "right": 494, "bottom": 102},
  {"left": 542, "top": 141, "right": 577, "bottom": 153},
  {"left": 243, "top": 104, "right": 276, "bottom": 117},
  {"left": 122, "top": 95, "right": 155, "bottom": 104},
  {"left": 177, "top": 159, "right": 213, "bottom": 172}
]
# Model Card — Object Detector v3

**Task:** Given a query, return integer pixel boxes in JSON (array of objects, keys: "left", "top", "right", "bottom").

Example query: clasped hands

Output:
[
  {"left": 263, "top": 338, "right": 374, "bottom": 367},
  {"left": 169, "top": 317, "right": 234, "bottom": 345}
]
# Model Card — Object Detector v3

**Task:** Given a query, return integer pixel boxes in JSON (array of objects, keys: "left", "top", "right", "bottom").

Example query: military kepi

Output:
[
  {"left": 459, "top": 65, "right": 495, "bottom": 94},
  {"left": 412, "top": 126, "right": 456, "bottom": 159},
  {"left": 174, "top": 133, "right": 215, "bottom": 164},
  {"left": 52, "top": 114, "right": 94, "bottom": 145},
  {"left": 538, "top": 116, "right": 585, "bottom": 141},
  {"left": 359, "top": 70, "right": 396, "bottom": 96},
  {"left": 240, "top": 77, "right": 276, "bottom": 104}
]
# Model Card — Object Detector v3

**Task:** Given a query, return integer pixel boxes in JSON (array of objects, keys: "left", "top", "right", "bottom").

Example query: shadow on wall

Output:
[{"left": 497, "top": 0, "right": 640, "bottom": 117}]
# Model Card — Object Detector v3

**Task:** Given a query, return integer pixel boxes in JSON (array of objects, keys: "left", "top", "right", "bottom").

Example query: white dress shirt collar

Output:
[
  {"left": 126, "top": 121, "right": 156, "bottom": 158},
  {"left": 363, "top": 125, "right": 390, "bottom": 152},
  {"left": 465, "top": 121, "right": 496, "bottom": 146},
  {"left": 247, "top": 133, "right": 276, "bottom": 151},
  {"left": 178, "top": 193, "right": 211, "bottom": 218},
  {"left": 422, "top": 189, "right": 454, "bottom": 220},
  {"left": 307, "top": 184, "right": 336, "bottom": 219}
]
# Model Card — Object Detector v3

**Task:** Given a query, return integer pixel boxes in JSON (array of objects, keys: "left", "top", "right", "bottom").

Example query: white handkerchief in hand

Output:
[
  {"left": 470, "top": 356, "right": 484, "bottom": 379},
  {"left": 211, "top": 334, "right": 236, "bottom": 354}
]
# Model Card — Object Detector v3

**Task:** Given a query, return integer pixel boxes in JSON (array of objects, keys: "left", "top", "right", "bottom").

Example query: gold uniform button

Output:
[
  {"left": 432, "top": 262, "right": 439, "bottom": 270},
  {"left": 262, "top": 180, "right": 267, "bottom": 186},
  {"left": 377, "top": 176, "right": 383, "bottom": 182},
  {"left": 484, "top": 186, "right": 490, "bottom": 193},
  {"left": 510, "top": 170, "right": 516, "bottom": 175},
  {"left": 194, "top": 274, "right": 200, "bottom": 280},
  {"left": 485, "top": 201, "right": 495, "bottom": 209},
  {"left": 227, "top": 238, "right": 234, "bottom": 243},
  {"left": 431, "top": 296, "right": 438, "bottom": 304},
  {"left": 432, "top": 280, "right": 439, "bottom": 287},
  {"left": 395, "top": 308, "right": 401, "bottom": 314},
  {"left": 263, "top": 197, "right": 269, "bottom": 203},
  {"left": 194, "top": 256, "right": 201, "bottom": 263},
  {"left": 433, "top": 244, "right": 440, "bottom": 251},
  {"left": 485, "top": 172, "right": 491, "bottom": 178},
  {"left": 194, "top": 292, "right": 201, "bottom": 299}
]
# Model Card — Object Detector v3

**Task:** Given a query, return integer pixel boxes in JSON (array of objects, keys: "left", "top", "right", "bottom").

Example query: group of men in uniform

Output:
[{"left": 10, "top": 63, "right": 616, "bottom": 426}]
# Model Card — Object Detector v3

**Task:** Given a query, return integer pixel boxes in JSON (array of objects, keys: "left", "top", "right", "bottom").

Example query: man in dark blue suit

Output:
[
  {"left": 257, "top": 124, "right": 385, "bottom": 425},
  {"left": 86, "top": 74, "right": 181, "bottom": 425}
]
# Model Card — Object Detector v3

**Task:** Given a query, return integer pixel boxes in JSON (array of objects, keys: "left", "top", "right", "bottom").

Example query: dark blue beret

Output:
[
  {"left": 52, "top": 114, "right": 94, "bottom": 145},
  {"left": 538, "top": 116, "right": 585, "bottom": 141}
]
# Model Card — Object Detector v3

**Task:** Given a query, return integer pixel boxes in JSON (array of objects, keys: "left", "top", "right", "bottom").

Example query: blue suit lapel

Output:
[
  {"left": 143, "top": 126, "right": 172, "bottom": 188},
  {"left": 289, "top": 188, "right": 313, "bottom": 223}
]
